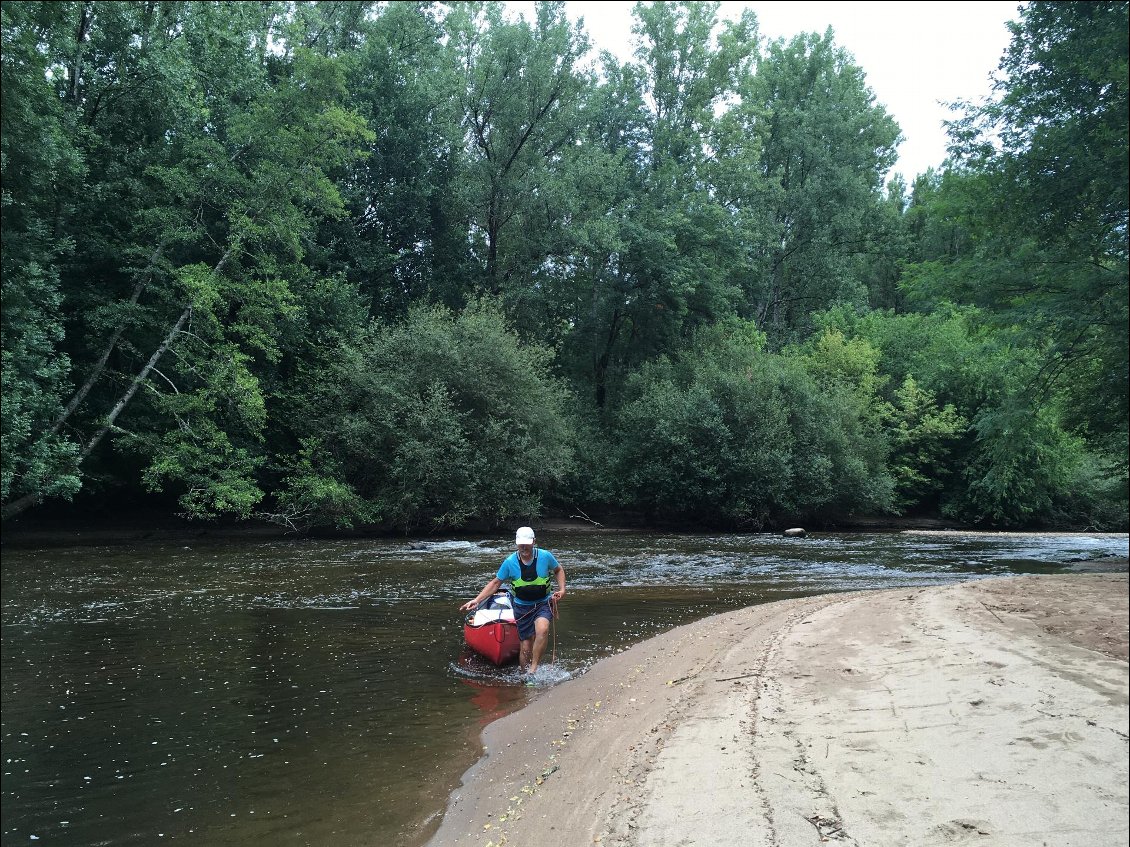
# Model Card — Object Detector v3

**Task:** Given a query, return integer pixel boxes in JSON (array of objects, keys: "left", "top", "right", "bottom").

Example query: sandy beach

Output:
[{"left": 428, "top": 572, "right": 1129, "bottom": 847}]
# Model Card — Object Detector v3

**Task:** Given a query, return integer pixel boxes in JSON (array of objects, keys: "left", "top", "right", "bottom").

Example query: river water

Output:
[{"left": 2, "top": 529, "right": 1126, "bottom": 845}]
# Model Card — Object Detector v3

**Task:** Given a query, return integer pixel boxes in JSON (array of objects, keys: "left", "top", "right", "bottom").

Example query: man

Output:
[{"left": 460, "top": 526, "right": 565, "bottom": 675}]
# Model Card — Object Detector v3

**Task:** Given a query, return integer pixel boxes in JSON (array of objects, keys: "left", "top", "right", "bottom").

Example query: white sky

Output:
[{"left": 510, "top": 1, "right": 1020, "bottom": 183}]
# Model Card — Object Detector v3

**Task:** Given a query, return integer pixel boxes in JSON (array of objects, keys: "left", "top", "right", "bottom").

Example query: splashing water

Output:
[{"left": 524, "top": 663, "right": 573, "bottom": 686}]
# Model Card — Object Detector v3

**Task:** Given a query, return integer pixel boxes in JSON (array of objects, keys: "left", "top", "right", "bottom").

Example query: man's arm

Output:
[{"left": 552, "top": 565, "right": 566, "bottom": 602}]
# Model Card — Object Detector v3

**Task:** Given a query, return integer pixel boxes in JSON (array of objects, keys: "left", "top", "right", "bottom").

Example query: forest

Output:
[{"left": 2, "top": 0, "right": 1127, "bottom": 532}]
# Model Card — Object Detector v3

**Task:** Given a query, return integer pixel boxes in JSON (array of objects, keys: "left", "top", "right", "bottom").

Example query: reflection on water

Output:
[{"left": 1, "top": 530, "right": 1125, "bottom": 845}]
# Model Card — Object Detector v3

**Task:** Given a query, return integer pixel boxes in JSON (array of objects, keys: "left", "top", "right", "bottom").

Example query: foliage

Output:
[
  {"left": 916, "top": 1, "right": 1128, "bottom": 464},
  {"left": 313, "top": 1, "right": 471, "bottom": 316},
  {"left": 879, "top": 377, "right": 968, "bottom": 513},
  {"left": 1, "top": 1, "right": 84, "bottom": 511},
  {"left": 545, "top": 2, "right": 759, "bottom": 409},
  {"left": 446, "top": 1, "right": 590, "bottom": 290},
  {"left": 277, "top": 302, "right": 575, "bottom": 531},
  {"left": 0, "top": 257, "right": 82, "bottom": 507},
  {"left": 1, "top": 1, "right": 372, "bottom": 521},
  {"left": 604, "top": 323, "right": 892, "bottom": 526},
  {"left": 945, "top": 403, "right": 1114, "bottom": 528},
  {"left": 815, "top": 306, "right": 1125, "bottom": 527},
  {"left": 1, "top": 1, "right": 1125, "bottom": 531},
  {"left": 718, "top": 27, "right": 901, "bottom": 340}
]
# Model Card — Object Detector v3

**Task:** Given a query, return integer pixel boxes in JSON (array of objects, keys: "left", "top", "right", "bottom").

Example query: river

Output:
[{"left": 2, "top": 528, "right": 1126, "bottom": 845}]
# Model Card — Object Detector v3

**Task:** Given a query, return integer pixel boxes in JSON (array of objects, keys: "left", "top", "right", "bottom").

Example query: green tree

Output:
[
  {"left": 818, "top": 306, "right": 1124, "bottom": 527},
  {"left": 554, "top": 2, "right": 758, "bottom": 408},
  {"left": 921, "top": 0, "right": 1128, "bottom": 462},
  {"left": 275, "top": 302, "right": 575, "bottom": 531},
  {"left": 309, "top": 1, "right": 472, "bottom": 317},
  {"left": 948, "top": 403, "right": 1110, "bottom": 528},
  {"left": 1, "top": 2, "right": 372, "bottom": 521},
  {"left": 445, "top": 1, "right": 590, "bottom": 291},
  {"left": 1, "top": 2, "right": 84, "bottom": 510},
  {"left": 718, "top": 28, "right": 901, "bottom": 340},
  {"left": 880, "top": 376, "right": 968, "bottom": 513},
  {"left": 787, "top": 329, "right": 894, "bottom": 516},
  {"left": 605, "top": 322, "right": 892, "bottom": 526}
]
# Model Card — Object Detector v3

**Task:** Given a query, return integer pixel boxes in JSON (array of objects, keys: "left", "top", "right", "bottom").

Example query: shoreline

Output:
[
  {"left": 1, "top": 514, "right": 1125, "bottom": 550},
  {"left": 427, "top": 573, "right": 1129, "bottom": 847}
]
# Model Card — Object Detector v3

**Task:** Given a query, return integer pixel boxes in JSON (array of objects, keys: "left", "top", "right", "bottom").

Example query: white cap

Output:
[{"left": 515, "top": 526, "right": 535, "bottom": 545}]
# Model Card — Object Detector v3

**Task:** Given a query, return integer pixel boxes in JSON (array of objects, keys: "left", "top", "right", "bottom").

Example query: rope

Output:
[{"left": 550, "top": 595, "right": 558, "bottom": 664}]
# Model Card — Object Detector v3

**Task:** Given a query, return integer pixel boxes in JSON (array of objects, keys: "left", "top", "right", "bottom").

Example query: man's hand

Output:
[
  {"left": 460, "top": 599, "right": 478, "bottom": 612},
  {"left": 551, "top": 589, "right": 564, "bottom": 603}
]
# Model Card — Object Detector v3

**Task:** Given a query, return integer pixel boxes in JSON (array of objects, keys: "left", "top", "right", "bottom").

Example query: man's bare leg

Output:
[
  {"left": 519, "top": 639, "right": 533, "bottom": 673},
  {"left": 528, "top": 616, "right": 551, "bottom": 674}
]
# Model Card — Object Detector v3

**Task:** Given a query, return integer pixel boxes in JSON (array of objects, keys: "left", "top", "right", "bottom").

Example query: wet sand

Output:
[{"left": 428, "top": 573, "right": 1129, "bottom": 847}]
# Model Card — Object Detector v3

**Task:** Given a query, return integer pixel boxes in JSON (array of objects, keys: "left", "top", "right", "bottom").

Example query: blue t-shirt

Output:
[{"left": 497, "top": 548, "right": 561, "bottom": 606}]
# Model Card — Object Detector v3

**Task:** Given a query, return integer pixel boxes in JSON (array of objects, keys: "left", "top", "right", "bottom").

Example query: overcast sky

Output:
[{"left": 509, "top": 1, "right": 1020, "bottom": 183}]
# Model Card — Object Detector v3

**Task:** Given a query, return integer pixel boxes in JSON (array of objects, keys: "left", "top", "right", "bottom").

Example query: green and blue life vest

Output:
[{"left": 511, "top": 549, "right": 551, "bottom": 603}]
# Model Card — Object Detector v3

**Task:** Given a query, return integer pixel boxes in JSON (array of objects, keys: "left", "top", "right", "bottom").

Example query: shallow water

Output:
[{"left": 2, "top": 529, "right": 1125, "bottom": 845}]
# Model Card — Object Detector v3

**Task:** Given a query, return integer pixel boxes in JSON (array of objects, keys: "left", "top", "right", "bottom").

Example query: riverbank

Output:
[
  {"left": 0, "top": 514, "right": 886, "bottom": 549},
  {"left": 428, "top": 573, "right": 1129, "bottom": 847},
  {"left": 3, "top": 507, "right": 1122, "bottom": 550}
]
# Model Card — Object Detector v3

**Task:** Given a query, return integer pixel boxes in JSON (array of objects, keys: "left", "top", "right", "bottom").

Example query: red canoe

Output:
[{"left": 464, "top": 591, "right": 520, "bottom": 665}]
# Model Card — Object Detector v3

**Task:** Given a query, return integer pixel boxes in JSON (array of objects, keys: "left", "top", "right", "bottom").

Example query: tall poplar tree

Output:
[
  {"left": 718, "top": 28, "right": 900, "bottom": 340},
  {"left": 557, "top": 1, "right": 758, "bottom": 408},
  {"left": 445, "top": 1, "right": 590, "bottom": 294}
]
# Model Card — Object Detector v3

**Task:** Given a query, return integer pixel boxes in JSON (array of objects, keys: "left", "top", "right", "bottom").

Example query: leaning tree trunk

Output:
[
  {"left": 78, "top": 302, "right": 193, "bottom": 462},
  {"left": 0, "top": 304, "right": 193, "bottom": 522},
  {"left": 50, "top": 241, "right": 167, "bottom": 436},
  {"left": 2, "top": 243, "right": 236, "bottom": 522}
]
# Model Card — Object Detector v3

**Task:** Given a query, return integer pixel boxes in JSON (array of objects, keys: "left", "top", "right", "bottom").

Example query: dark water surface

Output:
[{"left": 2, "top": 529, "right": 1126, "bottom": 845}]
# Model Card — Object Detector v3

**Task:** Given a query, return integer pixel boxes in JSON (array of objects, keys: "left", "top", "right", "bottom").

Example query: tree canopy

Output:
[{"left": 2, "top": 1, "right": 1126, "bottom": 531}]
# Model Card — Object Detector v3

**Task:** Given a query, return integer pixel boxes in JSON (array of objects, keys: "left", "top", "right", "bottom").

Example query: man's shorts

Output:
[{"left": 514, "top": 601, "right": 553, "bottom": 641}]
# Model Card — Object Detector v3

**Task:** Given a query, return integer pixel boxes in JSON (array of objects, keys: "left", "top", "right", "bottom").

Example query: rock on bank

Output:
[{"left": 428, "top": 574, "right": 1128, "bottom": 847}]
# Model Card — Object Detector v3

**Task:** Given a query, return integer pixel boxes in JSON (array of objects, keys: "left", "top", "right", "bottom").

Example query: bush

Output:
[
  {"left": 880, "top": 376, "right": 968, "bottom": 513},
  {"left": 276, "top": 301, "right": 575, "bottom": 531},
  {"left": 943, "top": 404, "right": 1126, "bottom": 529},
  {"left": 603, "top": 323, "right": 893, "bottom": 526}
]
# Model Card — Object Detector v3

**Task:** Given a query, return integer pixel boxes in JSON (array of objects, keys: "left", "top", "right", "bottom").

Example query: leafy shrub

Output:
[
  {"left": 275, "top": 301, "right": 575, "bottom": 531},
  {"left": 944, "top": 405, "right": 1125, "bottom": 529},
  {"left": 604, "top": 323, "right": 893, "bottom": 526},
  {"left": 880, "top": 376, "right": 968, "bottom": 513}
]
